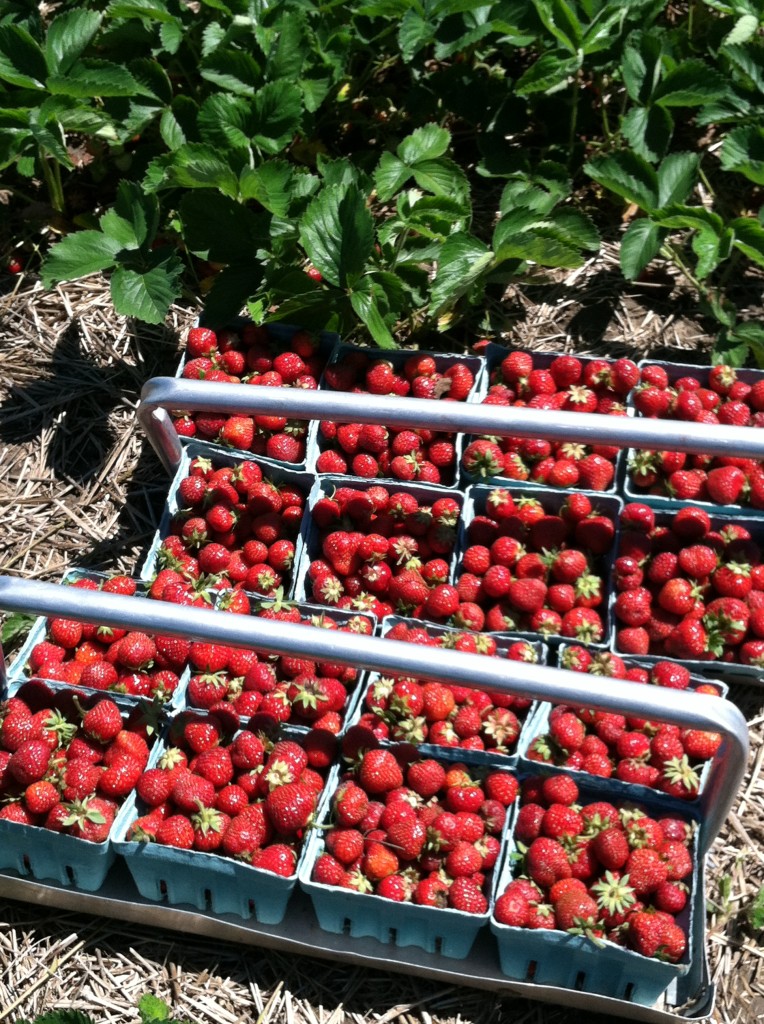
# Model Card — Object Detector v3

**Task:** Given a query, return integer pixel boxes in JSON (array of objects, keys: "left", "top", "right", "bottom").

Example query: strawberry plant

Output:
[{"left": 2, "top": 0, "right": 764, "bottom": 353}]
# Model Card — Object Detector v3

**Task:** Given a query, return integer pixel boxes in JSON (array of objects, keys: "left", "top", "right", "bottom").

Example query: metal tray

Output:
[{"left": 0, "top": 575, "right": 748, "bottom": 1022}]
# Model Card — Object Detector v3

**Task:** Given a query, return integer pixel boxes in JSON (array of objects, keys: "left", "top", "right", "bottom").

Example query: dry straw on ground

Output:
[{"left": 0, "top": 268, "right": 762, "bottom": 1024}]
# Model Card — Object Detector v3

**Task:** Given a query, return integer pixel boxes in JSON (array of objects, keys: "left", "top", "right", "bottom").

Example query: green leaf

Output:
[
  {"left": 130, "top": 58, "right": 172, "bottom": 104},
  {"left": 300, "top": 184, "right": 374, "bottom": 288},
  {"left": 398, "top": 9, "right": 432, "bottom": 63},
  {"left": 266, "top": 14, "right": 306, "bottom": 82},
  {"left": 29, "top": 1012, "right": 93, "bottom": 1024},
  {"left": 198, "top": 94, "right": 251, "bottom": 152},
  {"left": 317, "top": 156, "right": 364, "bottom": 190},
  {"left": 1, "top": 612, "right": 34, "bottom": 646},
  {"left": 657, "top": 152, "right": 698, "bottom": 207},
  {"left": 375, "top": 153, "right": 411, "bottom": 203},
  {"left": 723, "top": 14, "right": 759, "bottom": 46},
  {"left": 619, "top": 219, "right": 663, "bottom": 279},
  {"left": 47, "top": 59, "right": 143, "bottom": 98},
  {"left": 99, "top": 211, "right": 141, "bottom": 250},
  {"left": 110, "top": 252, "right": 183, "bottom": 324},
  {"left": 106, "top": 0, "right": 176, "bottom": 20},
  {"left": 493, "top": 226, "right": 585, "bottom": 268},
  {"left": 720, "top": 126, "right": 764, "bottom": 186},
  {"left": 159, "top": 19, "right": 183, "bottom": 53},
  {"left": 585, "top": 151, "right": 659, "bottom": 211},
  {"left": 722, "top": 43, "right": 764, "bottom": 94},
  {"left": 180, "top": 190, "right": 270, "bottom": 264},
  {"left": 251, "top": 81, "right": 302, "bottom": 154},
  {"left": 531, "top": 0, "right": 583, "bottom": 55},
  {"left": 0, "top": 25, "right": 47, "bottom": 89},
  {"left": 159, "top": 107, "right": 185, "bottom": 149},
  {"left": 732, "top": 217, "right": 764, "bottom": 268},
  {"left": 713, "top": 328, "right": 750, "bottom": 369},
  {"left": 350, "top": 285, "right": 396, "bottom": 348},
  {"left": 239, "top": 160, "right": 293, "bottom": 215},
  {"left": 515, "top": 52, "right": 581, "bottom": 96},
  {"left": 41, "top": 231, "right": 122, "bottom": 286},
  {"left": 200, "top": 50, "right": 262, "bottom": 95},
  {"left": 692, "top": 227, "right": 722, "bottom": 279},
  {"left": 652, "top": 60, "right": 728, "bottom": 107},
  {"left": 621, "top": 105, "right": 673, "bottom": 162},
  {"left": 430, "top": 233, "right": 493, "bottom": 314},
  {"left": 398, "top": 124, "right": 450, "bottom": 165},
  {"left": 202, "top": 264, "right": 263, "bottom": 327},
  {"left": 138, "top": 993, "right": 171, "bottom": 1023},
  {"left": 163, "top": 144, "right": 239, "bottom": 198},
  {"left": 550, "top": 209, "right": 600, "bottom": 251},
  {"left": 622, "top": 30, "right": 664, "bottom": 105},
  {"left": 113, "top": 180, "right": 159, "bottom": 248},
  {"left": 730, "top": 324, "right": 764, "bottom": 370},
  {"left": 45, "top": 10, "right": 101, "bottom": 76},
  {"left": 412, "top": 158, "right": 470, "bottom": 201},
  {"left": 653, "top": 204, "right": 723, "bottom": 233}
]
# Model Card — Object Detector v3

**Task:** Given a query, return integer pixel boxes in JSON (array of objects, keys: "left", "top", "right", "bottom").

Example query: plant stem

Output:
[
  {"left": 659, "top": 242, "right": 707, "bottom": 298},
  {"left": 597, "top": 75, "right": 613, "bottom": 144},
  {"left": 568, "top": 76, "right": 580, "bottom": 164},
  {"left": 39, "top": 152, "right": 65, "bottom": 214}
]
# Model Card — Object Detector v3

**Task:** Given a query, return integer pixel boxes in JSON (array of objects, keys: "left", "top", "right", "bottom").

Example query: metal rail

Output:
[
  {"left": 0, "top": 576, "right": 748, "bottom": 857},
  {"left": 138, "top": 377, "right": 764, "bottom": 474}
]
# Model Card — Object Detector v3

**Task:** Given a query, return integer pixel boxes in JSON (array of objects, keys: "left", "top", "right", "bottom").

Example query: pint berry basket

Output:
[
  {"left": 0, "top": 680, "right": 162, "bottom": 891},
  {"left": 307, "top": 343, "right": 484, "bottom": 489},
  {"left": 490, "top": 783, "right": 700, "bottom": 1005},
  {"left": 624, "top": 359, "right": 764, "bottom": 515},
  {"left": 112, "top": 712, "right": 333, "bottom": 924},
  {"left": 456, "top": 484, "right": 622, "bottom": 647},
  {"left": 138, "top": 441, "right": 316, "bottom": 602},
  {"left": 298, "top": 755, "right": 516, "bottom": 960},
  {"left": 344, "top": 615, "right": 547, "bottom": 766},
  {"left": 611, "top": 504, "right": 764, "bottom": 684},
  {"left": 460, "top": 345, "right": 631, "bottom": 493},
  {"left": 5, "top": 570, "right": 191, "bottom": 711},
  {"left": 172, "top": 322, "right": 340, "bottom": 473}
]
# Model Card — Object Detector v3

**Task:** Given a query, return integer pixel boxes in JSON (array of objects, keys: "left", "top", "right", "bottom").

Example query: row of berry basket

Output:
[
  {"left": 6, "top": 566, "right": 729, "bottom": 805},
  {"left": 0, "top": 575, "right": 747, "bottom": 1017},
  {"left": 122, "top": 439, "right": 764, "bottom": 685},
  {"left": 165, "top": 323, "right": 764, "bottom": 513}
]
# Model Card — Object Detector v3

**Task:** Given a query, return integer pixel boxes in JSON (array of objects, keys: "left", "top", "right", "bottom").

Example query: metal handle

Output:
[
  {"left": 0, "top": 576, "right": 748, "bottom": 856},
  {"left": 139, "top": 377, "right": 764, "bottom": 474}
]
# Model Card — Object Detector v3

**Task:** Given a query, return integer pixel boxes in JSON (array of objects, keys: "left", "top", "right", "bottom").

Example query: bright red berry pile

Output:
[
  {"left": 493, "top": 774, "right": 691, "bottom": 964},
  {"left": 303, "top": 484, "right": 461, "bottom": 619},
  {"left": 150, "top": 455, "right": 307, "bottom": 600},
  {"left": 454, "top": 489, "right": 615, "bottom": 640},
  {"left": 614, "top": 502, "right": 764, "bottom": 664},
  {"left": 173, "top": 325, "right": 329, "bottom": 463},
  {"left": 355, "top": 622, "right": 537, "bottom": 754},
  {"left": 183, "top": 598, "right": 373, "bottom": 731},
  {"left": 126, "top": 716, "right": 326, "bottom": 873},
  {"left": 316, "top": 350, "right": 476, "bottom": 484},
  {"left": 311, "top": 747, "right": 518, "bottom": 913},
  {"left": 461, "top": 351, "right": 639, "bottom": 489},
  {"left": 525, "top": 654, "right": 723, "bottom": 797},
  {"left": 25, "top": 576, "right": 189, "bottom": 701},
  {"left": 629, "top": 363, "right": 764, "bottom": 507},
  {"left": 0, "top": 681, "right": 154, "bottom": 843}
]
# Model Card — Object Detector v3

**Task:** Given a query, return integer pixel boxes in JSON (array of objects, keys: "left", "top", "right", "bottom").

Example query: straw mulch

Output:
[{"left": 0, "top": 266, "right": 762, "bottom": 1024}]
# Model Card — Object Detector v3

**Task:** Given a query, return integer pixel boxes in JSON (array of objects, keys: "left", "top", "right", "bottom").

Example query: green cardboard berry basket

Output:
[{"left": 623, "top": 359, "right": 764, "bottom": 516}]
